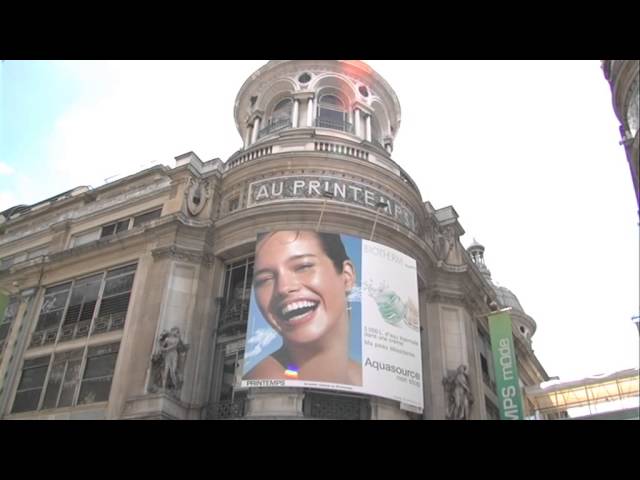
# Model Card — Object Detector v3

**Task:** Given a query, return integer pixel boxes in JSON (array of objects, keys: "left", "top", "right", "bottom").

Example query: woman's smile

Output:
[
  {"left": 277, "top": 299, "right": 320, "bottom": 325},
  {"left": 253, "top": 231, "right": 354, "bottom": 345}
]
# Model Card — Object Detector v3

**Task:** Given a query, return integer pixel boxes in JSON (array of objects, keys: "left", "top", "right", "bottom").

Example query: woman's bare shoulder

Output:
[{"left": 244, "top": 356, "right": 287, "bottom": 380}]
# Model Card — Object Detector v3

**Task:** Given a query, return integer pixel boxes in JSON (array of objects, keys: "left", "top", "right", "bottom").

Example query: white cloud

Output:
[
  {"left": 46, "top": 61, "right": 261, "bottom": 191},
  {"left": 0, "top": 162, "right": 15, "bottom": 175},
  {"left": 244, "top": 327, "right": 279, "bottom": 361},
  {"left": 0, "top": 191, "right": 17, "bottom": 211}
]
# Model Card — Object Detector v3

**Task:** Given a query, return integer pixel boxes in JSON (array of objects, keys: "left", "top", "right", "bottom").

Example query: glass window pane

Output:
[
  {"left": 132, "top": 209, "right": 161, "bottom": 227},
  {"left": 35, "top": 310, "right": 63, "bottom": 332},
  {"left": 106, "top": 264, "right": 137, "bottom": 278},
  {"left": 100, "top": 224, "right": 116, "bottom": 238},
  {"left": 45, "top": 283, "right": 72, "bottom": 296},
  {"left": 274, "top": 98, "right": 292, "bottom": 111},
  {"left": 96, "top": 293, "right": 130, "bottom": 327},
  {"left": 87, "top": 342, "right": 119, "bottom": 357},
  {"left": 17, "top": 365, "right": 49, "bottom": 390},
  {"left": 319, "top": 108, "right": 344, "bottom": 123},
  {"left": 102, "top": 274, "right": 134, "bottom": 297},
  {"left": 42, "top": 363, "right": 65, "bottom": 409},
  {"left": 83, "top": 353, "right": 118, "bottom": 379},
  {"left": 41, "top": 290, "right": 70, "bottom": 313},
  {"left": 320, "top": 95, "right": 343, "bottom": 107},
  {"left": 115, "top": 219, "right": 130, "bottom": 233},
  {"left": 23, "top": 355, "right": 51, "bottom": 369},
  {"left": 78, "top": 377, "right": 113, "bottom": 404},
  {"left": 72, "top": 229, "right": 100, "bottom": 247},
  {"left": 64, "top": 275, "right": 102, "bottom": 325},
  {"left": 12, "top": 389, "right": 42, "bottom": 413},
  {"left": 58, "top": 359, "right": 82, "bottom": 407}
]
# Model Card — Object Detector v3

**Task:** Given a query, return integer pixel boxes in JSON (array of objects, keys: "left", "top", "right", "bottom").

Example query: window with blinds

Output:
[{"left": 29, "top": 264, "right": 136, "bottom": 348}]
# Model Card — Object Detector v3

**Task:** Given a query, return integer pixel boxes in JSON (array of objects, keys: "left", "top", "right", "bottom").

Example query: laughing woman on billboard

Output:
[{"left": 243, "top": 230, "right": 362, "bottom": 386}]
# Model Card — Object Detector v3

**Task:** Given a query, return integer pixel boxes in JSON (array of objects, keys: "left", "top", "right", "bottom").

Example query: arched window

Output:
[
  {"left": 316, "top": 94, "right": 353, "bottom": 133},
  {"left": 272, "top": 98, "right": 293, "bottom": 123},
  {"left": 259, "top": 98, "right": 293, "bottom": 138}
]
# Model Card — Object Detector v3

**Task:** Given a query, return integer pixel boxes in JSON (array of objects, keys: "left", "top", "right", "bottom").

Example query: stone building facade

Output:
[
  {"left": 602, "top": 60, "right": 640, "bottom": 216},
  {"left": 0, "top": 60, "right": 550, "bottom": 419}
]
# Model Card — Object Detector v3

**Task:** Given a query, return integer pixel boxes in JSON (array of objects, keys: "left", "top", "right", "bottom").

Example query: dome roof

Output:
[
  {"left": 233, "top": 60, "right": 402, "bottom": 149},
  {"left": 468, "top": 238, "right": 484, "bottom": 250},
  {"left": 495, "top": 285, "right": 524, "bottom": 313}
]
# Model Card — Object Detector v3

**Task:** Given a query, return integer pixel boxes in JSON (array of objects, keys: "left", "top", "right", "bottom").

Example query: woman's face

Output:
[{"left": 253, "top": 231, "right": 355, "bottom": 345}]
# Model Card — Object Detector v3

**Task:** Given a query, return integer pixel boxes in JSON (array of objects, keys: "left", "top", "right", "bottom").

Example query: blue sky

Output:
[{"left": 1, "top": 60, "right": 638, "bottom": 383}]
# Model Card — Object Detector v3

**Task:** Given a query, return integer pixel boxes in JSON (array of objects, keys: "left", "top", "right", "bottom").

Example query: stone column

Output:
[
  {"left": 365, "top": 114, "right": 372, "bottom": 142},
  {"left": 354, "top": 108, "right": 361, "bottom": 138},
  {"left": 244, "top": 124, "right": 252, "bottom": 147},
  {"left": 307, "top": 97, "right": 314, "bottom": 127},
  {"left": 251, "top": 117, "right": 260, "bottom": 143},
  {"left": 292, "top": 99, "right": 299, "bottom": 128}
]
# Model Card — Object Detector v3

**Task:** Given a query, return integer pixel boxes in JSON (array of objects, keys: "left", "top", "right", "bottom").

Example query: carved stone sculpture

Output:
[
  {"left": 185, "top": 178, "right": 211, "bottom": 216},
  {"left": 150, "top": 327, "right": 188, "bottom": 393},
  {"left": 443, "top": 364, "right": 473, "bottom": 420}
]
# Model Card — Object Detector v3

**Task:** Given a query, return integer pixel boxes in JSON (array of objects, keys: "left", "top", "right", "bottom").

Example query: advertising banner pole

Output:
[
  {"left": 315, "top": 191, "right": 334, "bottom": 232},
  {"left": 488, "top": 308, "right": 525, "bottom": 420}
]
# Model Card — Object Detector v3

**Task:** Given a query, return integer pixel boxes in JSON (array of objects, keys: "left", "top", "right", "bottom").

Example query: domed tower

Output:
[
  {"left": 602, "top": 60, "right": 639, "bottom": 214},
  {"left": 212, "top": 60, "right": 431, "bottom": 420},
  {"left": 467, "top": 240, "right": 537, "bottom": 345},
  {"left": 234, "top": 60, "right": 401, "bottom": 154},
  {"left": 220, "top": 60, "right": 421, "bottom": 248}
]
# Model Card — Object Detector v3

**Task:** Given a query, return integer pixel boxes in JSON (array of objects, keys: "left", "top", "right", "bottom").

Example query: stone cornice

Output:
[
  {"left": 437, "top": 261, "right": 468, "bottom": 273},
  {"left": 292, "top": 91, "right": 314, "bottom": 101},
  {"left": 353, "top": 101, "right": 373, "bottom": 115},
  {"left": 425, "top": 289, "right": 467, "bottom": 308},
  {"left": 151, "top": 245, "right": 215, "bottom": 266},
  {"left": 1, "top": 181, "right": 172, "bottom": 249}
]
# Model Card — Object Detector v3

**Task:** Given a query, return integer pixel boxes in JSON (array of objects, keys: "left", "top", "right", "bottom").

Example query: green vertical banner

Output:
[{"left": 488, "top": 310, "right": 524, "bottom": 420}]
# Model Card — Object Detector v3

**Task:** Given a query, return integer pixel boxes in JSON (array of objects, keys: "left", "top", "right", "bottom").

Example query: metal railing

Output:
[
  {"left": 258, "top": 118, "right": 292, "bottom": 138},
  {"left": 208, "top": 398, "right": 246, "bottom": 419},
  {"left": 315, "top": 118, "right": 354, "bottom": 134},
  {"left": 303, "top": 391, "right": 371, "bottom": 420}
]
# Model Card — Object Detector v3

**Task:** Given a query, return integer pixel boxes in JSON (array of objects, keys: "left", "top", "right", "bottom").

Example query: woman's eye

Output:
[
  {"left": 295, "top": 263, "right": 314, "bottom": 272},
  {"left": 254, "top": 275, "right": 273, "bottom": 286}
]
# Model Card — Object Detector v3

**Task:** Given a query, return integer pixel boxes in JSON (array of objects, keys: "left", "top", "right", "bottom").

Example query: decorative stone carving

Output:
[
  {"left": 151, "top": 245, "right": 214, "bottom": 266},
  {"left": 0, "top": 179, "right": 170, "bottom": 247},
  {"left": 150, "top": 327, "right": 189, "bottom": 394},
  {"left": 185, "top": 178, "right": 211, "bottom": 217},
  {"left": 431, "top": 224, "right": 465, "bottom": 268},
  {"left": 443, "top": 364, "right": 474, "bottom": 420}
]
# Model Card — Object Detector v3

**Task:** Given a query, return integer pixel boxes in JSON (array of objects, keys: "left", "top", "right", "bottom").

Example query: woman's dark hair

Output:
[
  {"left": 256, "top": 231, "right": 350, "bottom": 272},
  {"left": 316, "top": 232, "right": 349, "bottom": 273}
]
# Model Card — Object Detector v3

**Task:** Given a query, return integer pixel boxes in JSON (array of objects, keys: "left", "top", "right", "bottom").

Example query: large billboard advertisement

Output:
[
  {"left": 241, "top": 230, "right": 423, "bottom": 412},
  {"left": 488, "top": 310, "right": 525, "bottom": 420}
]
